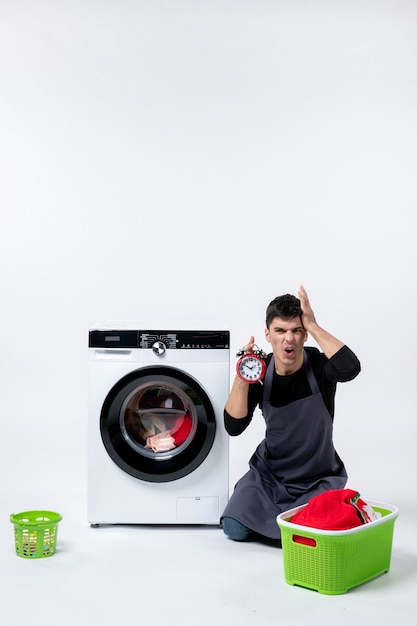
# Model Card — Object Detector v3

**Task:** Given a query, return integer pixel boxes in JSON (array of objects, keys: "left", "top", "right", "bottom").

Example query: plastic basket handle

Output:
[{"left": 292, "top": 534, "right": 317, "bottom": 547}]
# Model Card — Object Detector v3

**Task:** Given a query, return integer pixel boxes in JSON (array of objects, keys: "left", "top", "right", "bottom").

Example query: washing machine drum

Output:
[{"left": 100, "top": 367, "right": 217, "bottom": 482}]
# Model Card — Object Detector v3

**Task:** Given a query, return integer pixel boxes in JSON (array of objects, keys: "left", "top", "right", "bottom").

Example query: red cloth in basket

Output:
[{"left": 291, "top": 489, "right": 377, "bottom": 532}]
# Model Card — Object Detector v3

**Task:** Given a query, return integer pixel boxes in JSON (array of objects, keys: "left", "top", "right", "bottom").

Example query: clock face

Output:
[{"left": 237, "top": 355, "right": 266, "bottom": 383}]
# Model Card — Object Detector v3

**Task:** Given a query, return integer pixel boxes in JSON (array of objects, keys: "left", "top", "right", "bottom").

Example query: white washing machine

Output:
[{"left": 88, "top": 320, "right": 230, "bottom": 526}]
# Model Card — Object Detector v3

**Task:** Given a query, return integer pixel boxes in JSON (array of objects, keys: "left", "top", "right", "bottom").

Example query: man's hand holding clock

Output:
[{"left": 236, "top": 336, "right": 267, "bottom": 384}]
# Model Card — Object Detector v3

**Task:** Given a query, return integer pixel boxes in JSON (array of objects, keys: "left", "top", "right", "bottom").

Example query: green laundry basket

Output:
[
  {"left": 277, "top": 501, "right": 398, "bottom": 594},
  {"left": 10, "top": 510, "right": 62, "bottom": 558}
]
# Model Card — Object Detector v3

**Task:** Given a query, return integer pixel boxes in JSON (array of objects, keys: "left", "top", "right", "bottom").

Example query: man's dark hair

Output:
[{"left": 265, "top": 294, "right": 302, "bottom": 328}]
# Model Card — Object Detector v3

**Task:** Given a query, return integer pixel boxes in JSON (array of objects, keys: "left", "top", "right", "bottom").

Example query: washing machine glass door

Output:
[{"left": 100, "top": 367, "right": 216, "bottom": 482}]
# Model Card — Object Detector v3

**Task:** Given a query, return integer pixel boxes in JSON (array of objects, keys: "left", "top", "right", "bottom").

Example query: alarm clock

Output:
[{"left": 236, "top": 345, "right": 267, "bottom": 384}]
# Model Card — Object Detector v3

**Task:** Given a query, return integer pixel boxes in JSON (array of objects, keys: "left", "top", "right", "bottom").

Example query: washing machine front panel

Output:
[
  {"left": 100, "top": 366, "right": 216, "bottom": 483},
  {"left": 88, "top": 322, "right": 230, "bottom": 524}
]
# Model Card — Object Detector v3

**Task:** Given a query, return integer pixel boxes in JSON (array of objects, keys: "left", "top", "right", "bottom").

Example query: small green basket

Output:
[
  {"left": 10, "top": 510, "right": 62, "bottom": 559},
  {"left": 277, "top": 500, "right": 398, "bottom": 595}
]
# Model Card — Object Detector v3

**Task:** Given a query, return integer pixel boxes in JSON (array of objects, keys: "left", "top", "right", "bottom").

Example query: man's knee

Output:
[{"left": 221, "top": 517, "right": 253, "bottom": 541}]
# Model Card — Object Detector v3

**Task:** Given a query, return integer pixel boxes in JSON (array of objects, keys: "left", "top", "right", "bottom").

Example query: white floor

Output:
[{"left": 1, "top": 492, "right": 416, "bottom": 626}]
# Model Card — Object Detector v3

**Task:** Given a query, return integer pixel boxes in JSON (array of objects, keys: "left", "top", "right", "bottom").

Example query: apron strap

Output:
[
  {"left": 263, "top": 353, "right": 274, "bottom": 395},
  {"left": 303, "top": 349, "right": 320, "bottom": 394}
]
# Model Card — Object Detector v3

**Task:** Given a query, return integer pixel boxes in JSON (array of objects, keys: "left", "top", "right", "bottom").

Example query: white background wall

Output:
[{"left": 1, "top": 0, "right": 416, "bottom": 514}]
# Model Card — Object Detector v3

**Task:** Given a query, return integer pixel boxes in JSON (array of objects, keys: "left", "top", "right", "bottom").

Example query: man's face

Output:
[{"left": 265, "top": 316, "right": 308, "bottom": 375}]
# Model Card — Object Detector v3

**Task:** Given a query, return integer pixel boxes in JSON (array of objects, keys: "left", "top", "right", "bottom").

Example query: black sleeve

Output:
[
  {"left": 223, "top": 380, "right": 263, "bottom": 436},
  {"left": 325, "top": 345, "right": 361, "bottom": 382},
  {"left": 224, "top": 410, "right": 252, "bottom": 436}
]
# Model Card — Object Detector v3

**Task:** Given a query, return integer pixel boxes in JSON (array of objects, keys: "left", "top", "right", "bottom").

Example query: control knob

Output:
[{"left": 152, "top": 341, "right": 166, "bottom": 356}]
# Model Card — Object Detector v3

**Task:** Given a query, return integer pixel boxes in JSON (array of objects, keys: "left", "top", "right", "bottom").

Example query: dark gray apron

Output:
[{"left": 222, "top": 350, "right": 347, "bottom": 538}]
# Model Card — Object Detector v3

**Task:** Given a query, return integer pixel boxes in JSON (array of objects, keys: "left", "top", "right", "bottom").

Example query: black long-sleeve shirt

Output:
[{"left": 224, "top": 345, "right": 360, "bottom": 436}]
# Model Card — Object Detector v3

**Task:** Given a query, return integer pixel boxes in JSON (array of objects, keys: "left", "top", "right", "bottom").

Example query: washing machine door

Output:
[{"left": 100, "top": 366, "right": 216, "bottom": 482}]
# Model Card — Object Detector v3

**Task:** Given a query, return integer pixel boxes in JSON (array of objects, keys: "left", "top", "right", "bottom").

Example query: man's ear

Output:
[{"left": 265, "top": 327, "right": 271, "bottom": 343}]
